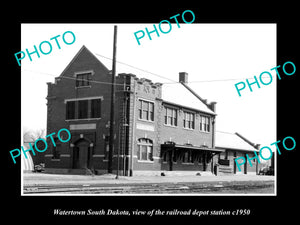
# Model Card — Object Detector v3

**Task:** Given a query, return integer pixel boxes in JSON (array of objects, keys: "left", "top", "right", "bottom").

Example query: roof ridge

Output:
[{"left": 216, "top": 130, "right": 235, "bottom": 135}]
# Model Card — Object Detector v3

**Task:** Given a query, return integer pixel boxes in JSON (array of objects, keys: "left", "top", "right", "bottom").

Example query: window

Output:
[
  {"left": 200, "top": 115, "right": 210, "bottom": 132},
  {"left": 66, "top": 101, "right": 75, "bottom": 120},
  {"left": 138, "top": 99, "right": 154, "bottom": 121},
  {"left": 78, "top": 100, "right": 88, "bottom": 119},
  {"left": 182, "top": 150, "right": 193, "bottom": 163},
  {"left": 76, "top": 73, "right": 91, "bottom": 87},
  {"left": 142, "top": 101, "right": 149, "bottom": 120},
  {"left": 162, "top": 151, "right": 168, "bottom": 162},
  {"left": 172, "top": 151, "right": 177, "bottom": 163},
  {"left": 183, "top": 111, "right": 195, "bottom": 129},
  {"left": 65, "top": 98, "right": 102, "bottom": 120},
  {"left": 137, "top": 138, "right": 153, "bottom": 161},
  {"left": 149, "top": 102, "right": 154, "bottom": 121},
  {"left": 91, "top": 99, "right": 101, "bottom": 118},
  {"left": 195, "top": 154, "right": 202, "bottom": 164},
  {"left": 164, "top": 107, "right": 177, "bottom": 126}
]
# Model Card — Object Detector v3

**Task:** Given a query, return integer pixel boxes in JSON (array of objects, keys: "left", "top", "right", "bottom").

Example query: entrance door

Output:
[
  {"left": 73, "top": 146, "right": 80, "bottom": 169},
  {"left": 73, "top": 140, "right": 91, "bottom": 169}
]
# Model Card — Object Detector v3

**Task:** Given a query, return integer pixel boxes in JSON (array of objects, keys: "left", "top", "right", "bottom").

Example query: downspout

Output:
[
  {"left": 129, "top": 81, "right": 136, "bottom": 176},
  {"left": 211, "top": 117, "right": 215, "bottom": 173}
]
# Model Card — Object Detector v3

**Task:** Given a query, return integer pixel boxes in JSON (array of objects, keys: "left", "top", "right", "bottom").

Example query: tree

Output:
[{"left": 23, "top": 127, "right": 45, "bottom": 143}]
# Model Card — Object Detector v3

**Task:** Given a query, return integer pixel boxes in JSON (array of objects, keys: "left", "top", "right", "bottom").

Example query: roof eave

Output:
[{"left": 162, "top": 100, "right": 217, "bottom": 116}]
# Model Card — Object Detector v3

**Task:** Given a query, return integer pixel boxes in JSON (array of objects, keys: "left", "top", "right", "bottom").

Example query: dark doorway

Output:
[
  {"left": 73, "top": 146, "right": 80, "bottom": 169},
  {"left": 244, "top": 153, "right": 247, "bottom": 174},
  {"left": 72, "top": 139, "right": 91, "bottom": 169}
]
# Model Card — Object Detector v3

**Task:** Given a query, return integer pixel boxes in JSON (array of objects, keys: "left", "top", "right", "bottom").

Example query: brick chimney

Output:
[
  {"left": 179, "top": 72, "right": 188, "bottom": 84},
  {"left": 209, "top": 101, "right": 217, "bottom": 112}
]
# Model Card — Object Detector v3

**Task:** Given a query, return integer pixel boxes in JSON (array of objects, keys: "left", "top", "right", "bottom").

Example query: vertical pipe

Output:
[
  {"left": 130, "top": 82, "right": 136, "bottom": 176},
  {"left": 108, "top": 25, "right": 117, "bottom": 173}
]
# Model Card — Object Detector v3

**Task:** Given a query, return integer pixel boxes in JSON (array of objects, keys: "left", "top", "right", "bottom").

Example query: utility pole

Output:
[{"left": 108, "top": 25, "right": 117, "bottom": 174}]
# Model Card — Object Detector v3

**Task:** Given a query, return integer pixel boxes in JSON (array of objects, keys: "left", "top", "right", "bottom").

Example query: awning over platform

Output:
[{"left": 161, "top": 143, "right": 225, "bottom": 152}]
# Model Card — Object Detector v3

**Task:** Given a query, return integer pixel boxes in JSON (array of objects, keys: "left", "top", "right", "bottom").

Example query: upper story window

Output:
[
  {"left": 164, "top": 107, "right": 177, "bottom": 126},
  {"left": 65, "top": 97, "right": 102, "bottom": 120},
  {"left": 91, "top": 98, "right": 101, "bottom": 118},
  {"left": 76, "top": 72, "right": 92, "bottom": 87},
  {"left": 138, "top": 99, "right": 154, "bottom": 121},
  {"left": 183, "top": 111, "right": 195, "bottom": 129},
  {"left": 78, "top": 100, "right": 88, "bottom": 119},
  {"left": 66, "top": 101, "right": 75, "bottom": 120},
  {"left": 200, "top": 115, "right": 210, "bottom": 132}
]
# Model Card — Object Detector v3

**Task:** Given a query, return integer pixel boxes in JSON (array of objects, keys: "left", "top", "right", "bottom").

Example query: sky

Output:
[{"left": 21, "top": 23, "right": 276, "bottom": 157}]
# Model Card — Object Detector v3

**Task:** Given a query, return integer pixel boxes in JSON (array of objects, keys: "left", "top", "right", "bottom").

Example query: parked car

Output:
[
  {"left": 259, "top": 166, "right": 274, "bottom": 175},
  {"left": 33, "top": 163, "right": 45, "bottom": 172}
]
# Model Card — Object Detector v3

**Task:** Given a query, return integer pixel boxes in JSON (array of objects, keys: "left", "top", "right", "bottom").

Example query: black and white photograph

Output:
[
  {"left": 5, "top": 5, "right": 297, "bottom": 225},
  {"left": 20, "top": 23, "right": 276, "bottom": 195}
]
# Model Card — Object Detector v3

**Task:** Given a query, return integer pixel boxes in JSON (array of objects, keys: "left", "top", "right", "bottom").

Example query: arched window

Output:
[{"left": 137, "top": 138, "right": 153, "bottom": 161}]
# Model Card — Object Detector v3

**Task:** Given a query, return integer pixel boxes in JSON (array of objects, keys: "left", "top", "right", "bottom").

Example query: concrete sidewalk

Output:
[{"left": 23, "top": 172, "right": 275, "bottom": 187}]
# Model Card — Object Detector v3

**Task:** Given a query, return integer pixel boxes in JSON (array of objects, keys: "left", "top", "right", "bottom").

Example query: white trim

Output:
[
  {"left": 183, "top": 127, "right": 195, "bottom": 131},
  {"left": 64, "top": 96, "right": 104, "bottom": 103},
  {"left": 69, "top": 123, "right": 97, "bottom": 130},
  {"left": 66, "top": 118, "right": 101, "bottom": 122},
  {"left": 182, "top": 162, "right": 194, "bottom": 165},
  {"left": 75, "top": 85, "right": 91, "bottom": 89},
  {"left": 137, "top": 160, "right": 154, "bottom": 163},
  {"left": 113, "top": 155, "right": 126, "bottom": 158},
  {"left": 163, "top": 124, "right": 178, "bottom": 128},
  {"left": 73, "top": 70, "right": 95, "bottom": 77},
  {"left": 136, "top": 122, "right": 155, "bottom": 131},
  {"left": 137, "top": 97, "right": 155, "bottom": 104},
  {"left": 199, "top": 130, "right": 210, "bottom": 134},
  {"left": 93, "top": 154, "right": 105, "bottom": 157},
  {"left": 137, "top": 118, "right": 155, "bottom": 123}
]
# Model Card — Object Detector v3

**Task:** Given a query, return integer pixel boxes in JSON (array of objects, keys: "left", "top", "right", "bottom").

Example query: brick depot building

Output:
[{"left": 43, "top": 45, "right": 259, "bottom": 176}]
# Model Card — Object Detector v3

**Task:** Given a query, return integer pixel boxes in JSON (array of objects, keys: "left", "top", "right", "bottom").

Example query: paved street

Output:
[{"left": 23, "top": 173, "right": 275, "bottom": 194}]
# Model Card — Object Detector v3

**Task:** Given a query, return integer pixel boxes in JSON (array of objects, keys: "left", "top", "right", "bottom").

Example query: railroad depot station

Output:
[{"left": 26, "top": 45, "right": 262, "bottom": 176}]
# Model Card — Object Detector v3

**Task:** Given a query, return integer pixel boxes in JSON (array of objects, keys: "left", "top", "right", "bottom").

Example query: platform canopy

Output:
[{"left": 161, "top": 142, "right": 224, "bottom": 152}]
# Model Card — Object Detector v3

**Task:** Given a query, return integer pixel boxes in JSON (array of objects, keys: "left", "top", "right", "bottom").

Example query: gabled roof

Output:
[
  {"left": 73, "top": 46, "right": 215, "bottom": 115},
  {"left": 162, "top": 83, "right": 215, "bottom": 115},
  {"left": 215, "top": 131, "right": 258, "bottom": 152},
  {"left": 59, "top": 45, "right": 109, "bottom": 77}
]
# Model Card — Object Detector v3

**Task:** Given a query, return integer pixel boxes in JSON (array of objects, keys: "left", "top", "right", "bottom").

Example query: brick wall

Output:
[
  {"left": 44, "top": 46, "right": 257, "bottom": 176},
  {"left": 45, "top": 46, "right": 118, "bottom": 171},
  {"left": 125, "top": 74, "right": 216, "bottom": 173}
]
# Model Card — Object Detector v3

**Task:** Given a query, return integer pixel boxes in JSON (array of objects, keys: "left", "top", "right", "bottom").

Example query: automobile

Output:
[
  {"left": 33, "top": 163, "right": 45, "bottom": 172},
  {"left": 259, "top": 166, "right": 274, "bottom": 175}
]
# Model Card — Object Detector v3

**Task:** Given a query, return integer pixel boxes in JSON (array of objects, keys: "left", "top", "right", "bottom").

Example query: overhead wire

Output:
[
  {"left": 94, "top": 52, "right": 177, "bottom": 83},
  {"left": 21, "top": 53, "right": 275, "bottom": 86}
]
